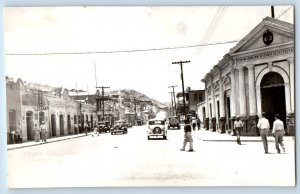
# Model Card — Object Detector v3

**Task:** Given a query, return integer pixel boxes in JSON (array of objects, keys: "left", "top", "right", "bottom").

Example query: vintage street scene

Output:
[{"left": 4, "top": 6, "right": 295, "bottom": 187}]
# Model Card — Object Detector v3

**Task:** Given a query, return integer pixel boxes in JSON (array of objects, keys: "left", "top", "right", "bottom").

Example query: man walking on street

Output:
[
  {"left": 272, "top": 114, "right": 286, "bottom": 154},
  {"left": 257, "top": 112, "right": 270, "bottom": 154},
  {"left": 234, "top": 116, "right": 243, "bottom": 145},
  {"left": 180, "top": 119, "right": 194, "bottom": 152}
]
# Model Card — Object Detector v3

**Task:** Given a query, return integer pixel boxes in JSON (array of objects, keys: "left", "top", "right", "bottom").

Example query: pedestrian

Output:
[
  {"left": 234, "top": 116, "right": 243, "bottom": 145},
  {"left": 180, "top": 119, "right": 194, "bottom": 152},
  {"left": 191, "top": 117, "right": 197, "bottom": 131},
  {"left": 257, "top": 112, "right": 270, "bottom": 154},
  {"left": 92, "top": 122, "right": 99, "bottom": 137},
  {"left": 84, "top": 121, "right": 88, "bottom": 135},
  {"left": 34, "top": 123, "right": 40, "bottom": 142},
  {"left": 40, "top": 121, "right": 47, "bottom": 143},
  {"left": 197, "top": 118, "right": 201, "bottom": 130},
  {"left": 272, "top": 114, "right": 286, "bottom": 154}
]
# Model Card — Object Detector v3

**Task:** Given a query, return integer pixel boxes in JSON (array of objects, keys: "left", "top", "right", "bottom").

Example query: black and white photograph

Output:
[{"left": 4, "top": 6, "right": 295, "bottom": 188}]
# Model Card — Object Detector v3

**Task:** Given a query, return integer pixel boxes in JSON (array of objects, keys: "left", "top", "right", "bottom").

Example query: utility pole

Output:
[
  {"left": 271, "top": 6, "right": 275, "bottom": 18},
  {"left": 96, "top": 86, "right": 110, "bottom": 121},
  {"left": 168, "top": 85, "right": 178, "bottom": 115},
  {"left": 169, "top": 92, "right": 174, "bottom": 116},
  {"left": 172, "top": 60, "right": 190, "bottom": 118}
]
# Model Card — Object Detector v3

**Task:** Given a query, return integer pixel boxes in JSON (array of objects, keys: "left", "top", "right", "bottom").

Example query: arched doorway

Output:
[
  {"left": 59, "top": 114, "right": 64, "bottom": 135},
  {"left": 51, "top": 114, "right": 56, "bottom": 136},
  {"left": 26, "top": 111, "right": 34, "bottom": 140},
  {"left": 260, "top": 72, "right": 287, "bottom": 129},
  {"left": 67, "top": 115, "right": 71, "bottom": 135}
]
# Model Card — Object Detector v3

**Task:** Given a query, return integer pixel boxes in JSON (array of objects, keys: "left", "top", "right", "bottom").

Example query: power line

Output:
[
  {"left": 5, "top": 40, "right": 239, "bottom": 56},
  {"left": 276, "top": 6, "right": 292, "bottom": 19},
  {"left": 195, "top": 6, "right": 227, "bottom": 55}
]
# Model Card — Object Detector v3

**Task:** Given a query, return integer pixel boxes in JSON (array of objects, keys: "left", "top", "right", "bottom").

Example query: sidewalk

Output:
[
  {"left": 7, "top": 133, "right": 91, "bottom": 151},
  {"left": 192, "top": 128, "right": 295, "bottom": 142}
]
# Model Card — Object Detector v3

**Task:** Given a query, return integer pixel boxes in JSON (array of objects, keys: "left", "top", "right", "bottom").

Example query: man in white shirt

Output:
[
  {"left": 272, "top": 114, "right": 285, "bottom": 153},
  {"left": 257, "top": 112, "right": 270, "bottom": 154}
]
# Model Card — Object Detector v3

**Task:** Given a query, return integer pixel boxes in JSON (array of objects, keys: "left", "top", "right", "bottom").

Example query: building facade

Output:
[
  {"left": 6, "top": 78, "right": 97, "bottom": 143},
  {"left": 201, "top": 17, "right": 294, "bottom": 135}
]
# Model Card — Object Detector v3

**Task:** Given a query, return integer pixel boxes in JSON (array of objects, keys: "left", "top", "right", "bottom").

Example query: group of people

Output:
[
  {"left": 180, "top": 112, "right": 286, "bottom": 154},
  {"left": 34, "top": 121, "right": 48, "bottom": 143},
  {"left": 234, "top": 112, "right": 286, "bottom": 154}
]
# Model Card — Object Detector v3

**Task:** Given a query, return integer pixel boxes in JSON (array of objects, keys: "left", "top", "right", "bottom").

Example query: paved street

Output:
[{"left": 7, "top": 126, "right": 295, "bottom": 188}]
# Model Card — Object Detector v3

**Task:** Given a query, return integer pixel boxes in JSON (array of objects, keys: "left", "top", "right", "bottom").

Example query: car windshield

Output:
[{"left": 149, "top": 120, "right": 165, "bottom": 125}]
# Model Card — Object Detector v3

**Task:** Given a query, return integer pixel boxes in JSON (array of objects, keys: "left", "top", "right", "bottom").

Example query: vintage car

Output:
[
  {"left": 98, "top": 121, "right": 111, "bottom": 133},
  {"left": 111, "top": 120, "right": 128, "bottom": 135},
  {"left": 147, "top": 118, "right": 167, "bottom": 140},
  {"left": 167, "top": 116, "right": 180, "bottom": 129}
]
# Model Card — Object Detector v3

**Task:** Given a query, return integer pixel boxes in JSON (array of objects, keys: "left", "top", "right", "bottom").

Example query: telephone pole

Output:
[
  {"left": 172, "top": 60, "right": 190, "bottom": 118},
  {"left": 96, "top": 86, "right": 110, "bottom": 121},
  {"left": 168, "top": 85, "right": 178, "bottom": 115},
  {"left": 169, "top": 92, "right": 174, "bottom": 116}
]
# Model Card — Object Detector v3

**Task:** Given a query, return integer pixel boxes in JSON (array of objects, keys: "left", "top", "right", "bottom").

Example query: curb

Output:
[
  {"left": 7, "top": 133, "right": 88, "bottom": 151},
  {"left": 193, "top": 135, "right": 294, "bottom": 142}
]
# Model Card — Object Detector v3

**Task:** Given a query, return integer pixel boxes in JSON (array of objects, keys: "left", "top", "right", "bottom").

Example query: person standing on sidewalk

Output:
[
  {"left": 234, "top": 116, "right": 243, "bottom": 145},
  {"left": 197, "top": 118, "right": 201, "bottom": 130},
  {"left": 191, "top": 117, "right": 197, "bottom": 131},
  {"left": 180, "top": 119, "right": 194, "bottom": 152},
  {"left": 40, "top": 121, "right": 47, "bottom": 143},
  {"left": 34, "top": 123, "right": 40, "bottom": 142},
  {"left": 272, "top": 114, "right": 286, "bottom": 154},
  {"left": 84, "top": 121, "right": 88, "bottom": 135},
  {"left": 257, "top": 112, "right": 270, "bottom": 154}
]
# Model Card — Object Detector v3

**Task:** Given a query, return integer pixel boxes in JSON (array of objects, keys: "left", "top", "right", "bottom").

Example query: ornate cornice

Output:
[{"left": 236, "top": 47, "right": 294, "bottom": 63}]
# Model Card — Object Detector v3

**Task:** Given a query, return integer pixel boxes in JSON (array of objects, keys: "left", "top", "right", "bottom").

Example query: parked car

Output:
[
  {"left": 147, "top": 118, "right": 167, "bottom": 140},
  {"left": 111, "top": 120, "right": 128, "bottom": 135},
  {"left": 167, "top": 116, "right": 180, "bottom": 129},
  {"left": 98, "top": 121, "right": 111, "bottom": 133}
]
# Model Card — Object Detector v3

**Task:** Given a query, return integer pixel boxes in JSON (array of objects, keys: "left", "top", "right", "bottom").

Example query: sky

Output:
[{"left": 4, "top": 6, "right": 293, "bottom": 103}]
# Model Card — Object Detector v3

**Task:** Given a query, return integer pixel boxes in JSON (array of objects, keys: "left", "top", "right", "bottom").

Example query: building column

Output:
[
  {"left": 230, "top": 61, "right": 237, "bottom": 130},
  {"left": 286, "top": 58, "right": 295, "bottom": 135},
  {"left": 238, "top": 66, "right": 247, "bottom": 116},
  {"left": 288, "top": 58, "right": 294, "bottom": 113},
  {"left": 210, "top": 77, "right": 216, "bottom": 132},
  {"left": 247, "top": 64, "right": 259, "bottom": 135},
  {"left": 218, "top": 69, "right": 226, "bottom": 133}
]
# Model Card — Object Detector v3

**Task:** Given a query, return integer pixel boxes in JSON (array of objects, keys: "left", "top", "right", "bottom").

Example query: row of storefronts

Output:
[
  {"left": 6, "top": 78, "right": 99, "bottom": 143},
  {"left": 197, "top": 17, "right": 294, "bottom": 135},
  {"left": 6, "top": 78, "right": 160, "bottom": 143}
]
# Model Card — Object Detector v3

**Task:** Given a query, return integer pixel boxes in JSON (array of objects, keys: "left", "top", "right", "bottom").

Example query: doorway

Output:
[
  {"left": 67, "top": 115, "right": 71, "bottom": 134},
  {"left": 260, "top": 72, "right": 287, "bottom": 129},
  {"left": 51, "top": 114, "right": 56, "bottom": 136},
  {"left": 59, "top": 114, "right": 64, "bottom": 135},
  {"left": 26, "top": 111, "right": 34, "bottom": 140}
]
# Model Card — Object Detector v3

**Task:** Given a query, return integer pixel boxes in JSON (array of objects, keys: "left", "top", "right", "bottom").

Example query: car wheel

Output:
[
  {"left": 163, "top": 135, "right": 166, "bottom": 140},
  {"left": 147, "top": 136, "right": 150, "bottom": 140},
  {"left": 111, "top": 132, "right": 113, "bottom": 135}
]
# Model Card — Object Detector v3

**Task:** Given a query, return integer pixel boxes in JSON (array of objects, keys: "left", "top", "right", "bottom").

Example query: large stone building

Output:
[{"left": 201, "top": 17, "right": 294, "bottom": 135}]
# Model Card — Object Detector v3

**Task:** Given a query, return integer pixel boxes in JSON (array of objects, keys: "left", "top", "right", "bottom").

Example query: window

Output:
[{"left": 194, "top": 94, "right": 198, "bottom": 102}]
